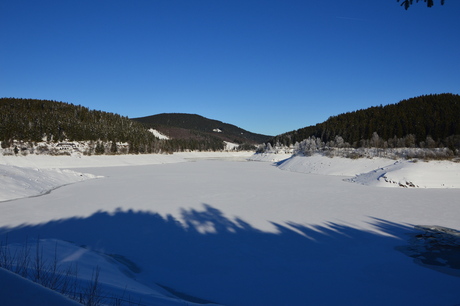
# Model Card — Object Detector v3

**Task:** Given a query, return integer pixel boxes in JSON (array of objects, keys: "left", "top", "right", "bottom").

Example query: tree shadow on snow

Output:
[{"left": 1, "top": 205, "right": 459, "bottom": 306}]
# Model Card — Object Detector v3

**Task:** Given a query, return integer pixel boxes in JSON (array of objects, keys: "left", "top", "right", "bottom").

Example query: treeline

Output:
[
  {"left": 160, "top": 137, "right": 225, "bottom": 152},
  {"left": 270, "top": 93, "right": 460, "bottom": 151}
]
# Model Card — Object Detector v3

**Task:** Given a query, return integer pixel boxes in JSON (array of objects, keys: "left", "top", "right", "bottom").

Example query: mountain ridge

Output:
[{"left": 132, "top": 113, "right": 272, "bottom": 145}]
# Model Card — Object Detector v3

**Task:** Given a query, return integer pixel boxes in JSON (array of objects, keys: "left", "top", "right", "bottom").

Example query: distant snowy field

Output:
[{"left": 1, "top": 152, "right": 460, "bottom": 305}]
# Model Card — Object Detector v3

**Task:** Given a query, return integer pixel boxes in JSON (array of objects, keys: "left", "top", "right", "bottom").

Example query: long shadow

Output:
[{"left": 1, "top": 205, "right": 459, "bottom": 306}]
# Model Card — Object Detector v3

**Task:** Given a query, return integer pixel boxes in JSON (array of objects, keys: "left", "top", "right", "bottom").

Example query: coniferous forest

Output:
[
  {"left": 0, "top": 98, "right": 165, "bottom": 154},
  {"left": 270, "top": 93, "right": 460, "bottom": 152}
]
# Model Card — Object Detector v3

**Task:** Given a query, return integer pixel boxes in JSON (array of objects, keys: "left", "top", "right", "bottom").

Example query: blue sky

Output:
[{"left": 1, "top": 0, "right": 459, "bottom": 136}]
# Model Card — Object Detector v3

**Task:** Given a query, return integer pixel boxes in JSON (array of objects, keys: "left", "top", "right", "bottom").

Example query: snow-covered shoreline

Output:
[
  {"left": 0, "top": 152, "right": 255, "bottom": 203},
  {"left": 2, "top": 151, "right": 460, "bottom": 204},
  {"left": 0, "top": 151, "right": 254, "bottom": 169},
  {"left": 252, "top": 152, "right": 460, "bottom": 188}
]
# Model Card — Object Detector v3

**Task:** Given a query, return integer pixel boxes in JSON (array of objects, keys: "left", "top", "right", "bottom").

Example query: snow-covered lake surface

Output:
[{"left": 1, "top": 152, "right": 460, "bottom": 305}]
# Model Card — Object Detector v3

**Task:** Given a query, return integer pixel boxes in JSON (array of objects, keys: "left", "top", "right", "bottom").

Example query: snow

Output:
[
  {"left": 276, "top": 154, "right": 395, "bottom": 176},
  {"left": 0, "top": 152, "right": 186, "bottom": 169},
  {"left": 1, "top": 152, "right": 460, "bottom": 305},
  {"left": 247, "top": 152, "right": 292, "bottom": 162},
  {"left": 0, "top": 165, "right": 98, "bottom": 202},
  {"left": 223, "top": 141, "right": 239, "bottom": 150},
  {"left": 2, "top": 239, "right": 199, "bottom": 305},
  {"left": 276, "top": 154, "right": 460, "bottom": 188},
  {"left": 148, "top": 128, "right": 169, "bottom": 140},
  {"left": 0, "top": 267, "right": 81, "bottom": 306}
]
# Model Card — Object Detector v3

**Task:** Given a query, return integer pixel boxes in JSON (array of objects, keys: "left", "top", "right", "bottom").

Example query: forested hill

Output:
[
  {"left": 0, "top": 98, "right": 267, "bottom": 154},
  {"left": 132, "top": 113, "right": 272, "bottom": 145},
  {"left": 271, "top": 93, "right": 460, "bottom": 149},
  {"left": 0, "top": 98, "right": 163, "bottom": 153}
]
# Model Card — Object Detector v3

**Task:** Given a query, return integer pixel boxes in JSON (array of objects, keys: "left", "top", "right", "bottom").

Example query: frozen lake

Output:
[{"left": 1, "top": 159, "right": 460, "bottom": 305}]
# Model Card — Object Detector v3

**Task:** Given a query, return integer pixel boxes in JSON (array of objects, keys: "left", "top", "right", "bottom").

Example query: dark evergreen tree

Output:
[
  {"left": 95, "top": 141, "right": 105, "bottom": 155},
  {"left": 110, "top": 140, "right": 117, "bottom": 154}
]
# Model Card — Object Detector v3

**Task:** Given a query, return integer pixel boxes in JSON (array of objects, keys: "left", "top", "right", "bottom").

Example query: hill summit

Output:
[{"left": 132, "top": 113, "right": 272, "bottom": 146}]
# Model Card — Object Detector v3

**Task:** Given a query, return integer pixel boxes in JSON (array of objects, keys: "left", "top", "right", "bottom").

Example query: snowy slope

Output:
[
  {"left": 0, "top": 267, "right": 81, "bottom": 306},
  {"left": 0, "top": 164, "right": 98, "bottom": 202},
  {"left": 148, "top": 128, "right": 170, "bottom": 140},
  {"left": 1, "top": 239, "right": 211, "bottom": 305},
  {"left": 276, "top": 154, "right": 460, "bottom": 188},
  {"left": 348, "top": 159, "right": 460, "bottom": 188},
  {"left": 247, "top": 152, "right": 292, "bottom": 162},
  {"left": 276, "top": 154, "right": 394, "bottom": 176}
]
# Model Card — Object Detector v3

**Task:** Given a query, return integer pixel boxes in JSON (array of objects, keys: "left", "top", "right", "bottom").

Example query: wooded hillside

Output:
[
  {"left": 270, "top": 93, "right": 460, "bottom": 150},
  {"left": 0, "top": 98, "right": 263, "bottom": 153},
  {"left": 0, "top": 98, "right": 169, "bottom": 153},
  {"left": 132, "top": 113, "right": 271, "bottom": 145}
]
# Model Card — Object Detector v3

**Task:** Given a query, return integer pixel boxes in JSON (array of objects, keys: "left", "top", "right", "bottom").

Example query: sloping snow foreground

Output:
[
  {"left": 0, "top": 152, "right": 460, "bottom": 305},
  {"left": 0, "top": 266, "right": 81, "bottom": 306}
]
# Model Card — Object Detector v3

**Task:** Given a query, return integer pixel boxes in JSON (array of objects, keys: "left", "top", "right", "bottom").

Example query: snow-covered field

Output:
[{"left": 1, "top": 152, "right": 460, "bottom": 305}]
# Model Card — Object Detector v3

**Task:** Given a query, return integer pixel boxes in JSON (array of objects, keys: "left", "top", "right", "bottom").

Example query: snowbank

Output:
[
  {"left": 277, "top": 154, "right": 394, "bottom": 176},
  {"left": 348, "top": 159, "right": 460, "bottom": 188},
  {"left": 277, "top": 154, "right": 460, "bottom": 188},
  {"left": 247, "top": 152, "right": 292, "bottom": 162},
  {"left": 0, "top": 165, "right": 98, "bottom": 202}
]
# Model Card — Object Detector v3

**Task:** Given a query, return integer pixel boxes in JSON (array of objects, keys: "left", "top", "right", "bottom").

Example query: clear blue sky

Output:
[{"left": 1, "top": 0, "right": 459, "bottom": 136}]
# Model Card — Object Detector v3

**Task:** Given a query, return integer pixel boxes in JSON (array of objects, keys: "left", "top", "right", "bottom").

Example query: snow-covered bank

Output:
[
  {"left": 270, "top": 153, "right": 460, "bottom": 189},
  {"left": 277, "top": 154, "right": 394, "bottom": 176},
  {"left": 0, "top": 165, "right": 98, "bottom": 202},
  {"left": 348, "top": 159, "right": 460, "bottom": 188},
  {"left": 247, "top": 152, "right": 292, "bottom": 162}
]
